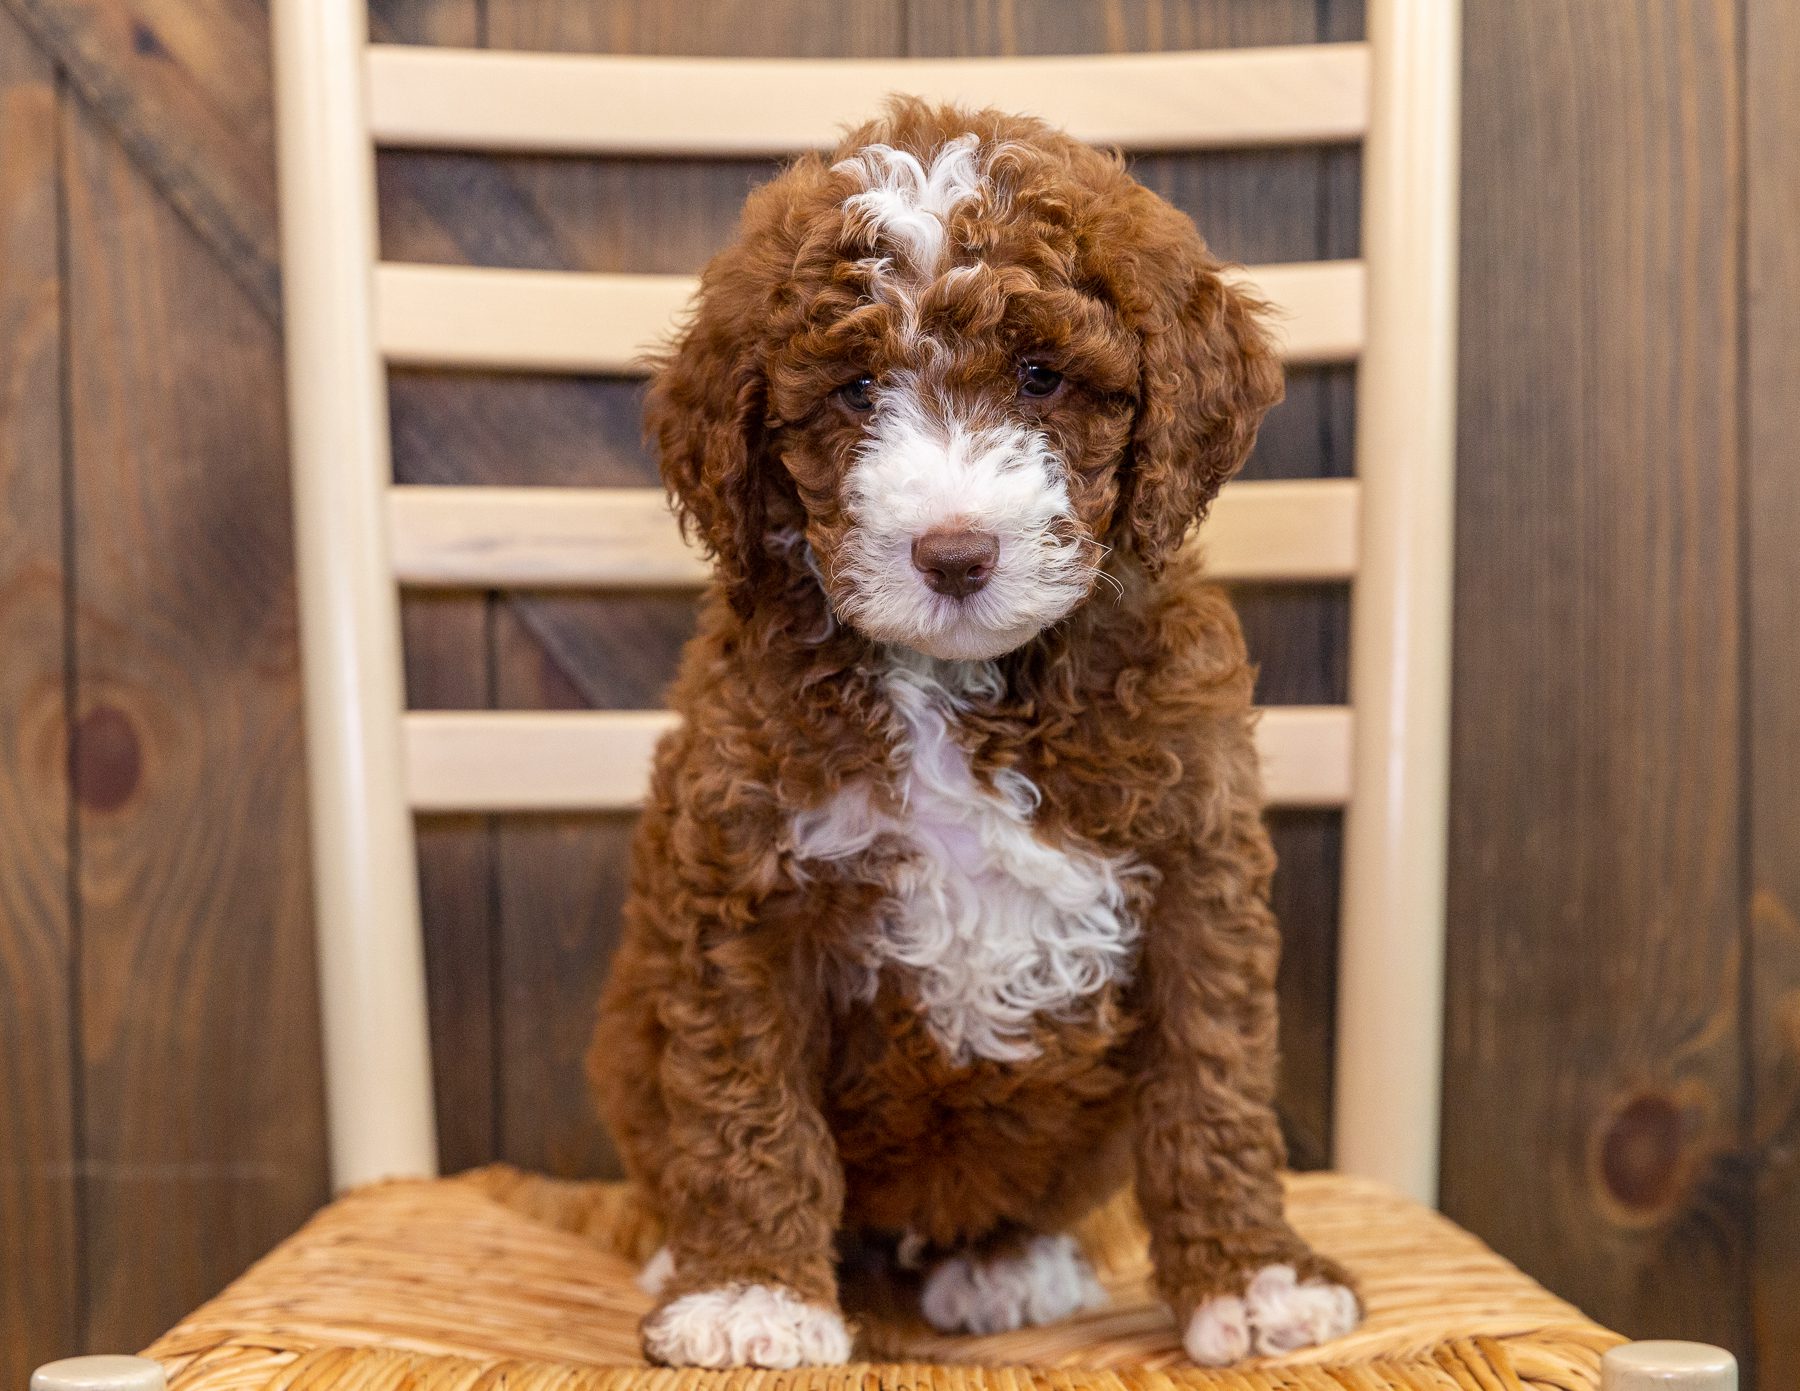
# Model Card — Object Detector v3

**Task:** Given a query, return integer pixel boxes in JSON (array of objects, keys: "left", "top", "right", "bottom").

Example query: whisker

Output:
[{"left": 1077, "top": 564, "right": 1125, "bottom": 601}]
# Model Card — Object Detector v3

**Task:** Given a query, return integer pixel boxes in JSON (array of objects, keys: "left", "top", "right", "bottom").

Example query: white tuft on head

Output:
[
  {"left": 831, "top": 381, "right": 1091, "bottom": 662},
  {"left": 642, "top": 1284, "right": 852, "bottom": 1368},
  {"left": 920, "top": 1233, "right": 1108, "bottom": 1335},
  {"left": 835, "top": 134, "right": 985, "bottom": 273}
]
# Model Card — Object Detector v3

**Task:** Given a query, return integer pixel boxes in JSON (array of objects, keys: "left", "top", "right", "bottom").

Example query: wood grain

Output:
[
  {"left": 488, "top": 605, "right": 630, "bottom": 1179},
  {"left": 62, "top": 97, "right": 329, "bottom": 1350},
  {"left": 910, "top": 0, "right": 1354, "bottom": 1166},
  {"left": 368, "top": 0, "right": 474, "bottom": 45},
  {"left": 1442, "top": 0, "right": 1747, "bottom": 1351},
  {"left": 484, "top": 0, "right": 904, "bottom": 57},
  {"left": 0, "top": 13, "right": 79, "bottom": 1379},
  {"left": 1746, "top": 0, "right": 1800, "bottom": 1383},
  {"left": 2, "top": 0, "right": 281, "bottom": 314}
]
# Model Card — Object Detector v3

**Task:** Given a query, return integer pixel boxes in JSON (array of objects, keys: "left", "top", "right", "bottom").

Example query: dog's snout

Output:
[{"left": 911, "top": 528, "right": 999, "bottom": 599}]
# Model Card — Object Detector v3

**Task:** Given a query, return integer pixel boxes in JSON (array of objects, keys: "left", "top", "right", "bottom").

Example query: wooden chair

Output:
[{"left": 32, "top": 2, "right": 1736, "bottom": 1389}]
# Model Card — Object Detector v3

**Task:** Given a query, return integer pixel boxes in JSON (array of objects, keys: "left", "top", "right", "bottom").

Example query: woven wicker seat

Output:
[{"left": 143, "top": 1167, "right": 1619, "bottom": 1391}]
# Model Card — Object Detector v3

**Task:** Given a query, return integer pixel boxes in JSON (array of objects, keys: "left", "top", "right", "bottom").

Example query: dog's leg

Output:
[
  {"left": 1133, "top": 797, "right": 1361, "bottom": 1365},
  {"left": 919, "top": 1228, "right": 1107, "bottom": 1335},
  {"left": 602, "top": 928, "right": 851, "bottom": 1369}
]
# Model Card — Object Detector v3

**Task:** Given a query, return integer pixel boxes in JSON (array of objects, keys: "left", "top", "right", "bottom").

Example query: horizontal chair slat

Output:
[
  {"left": 375, "top": 260, "right": 1364, "bottom": 374},
  {"left": 403, "top": 705, "right": 1353, "bottom": 812},
  {"left": 389, "top": 478, "right": 1359, "bottom": 590},
  {"left": 366, "top": 42, "right": 1371, "bottom": 156}
]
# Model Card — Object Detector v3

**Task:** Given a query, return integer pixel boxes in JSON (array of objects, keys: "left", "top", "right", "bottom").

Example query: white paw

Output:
[
  {"left": 1184, "top": 1292, "right": 1251, "bottom": 1364},
  {"left": 643, "top": 1284, "right": 852, "bottom": 1368},
  {"left": 637, "top": 1245, "right": 675, "bottom": 1296},
  {"left": 1183, "top": 1264, "right": 1359, "bottom": 1365},
  {"left": 921, "top": 1233, "right": 1107, "bottom": 1335},
  {"left": 1243, "top": 1264, "right": 1360, "bottom": 1353}
]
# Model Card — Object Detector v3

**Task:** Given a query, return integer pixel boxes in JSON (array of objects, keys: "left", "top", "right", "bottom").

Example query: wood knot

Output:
[
  {"left": 70, "top": 704, "right": 142, "bottom": 812},
  {"left": 1597, "top": 1090, "right": 1687, "bottom": 1218}
]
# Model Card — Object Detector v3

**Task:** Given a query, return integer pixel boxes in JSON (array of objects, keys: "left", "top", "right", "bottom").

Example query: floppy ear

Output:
[
  {"left": 1116, "top": 218, "right": 1285, "bottom": 571},
  {"left": 645, "top": 265, "right": 776, "bottom": 618}
]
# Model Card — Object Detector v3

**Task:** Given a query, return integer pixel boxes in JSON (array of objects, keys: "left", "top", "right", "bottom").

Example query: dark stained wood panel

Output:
[
  {"left": 62, "top": 98, "right": 329, "bottom": 1350},
  {"left": 908, "top": 0, "right": 1353, "bottom": 1167},
  {"left": 3, "top": 0, "right": 282, "bottom": 314},
  {"left": 404, "top": 593, "right": 499, "bottom": 1174},
  {"left": 0, "top": 13, "right": 79, "bottom": 1381},
  {"left": 490, "top": 604, "right": 631, "bottom": 1179},
  {"left": 484, "top": 1, "right": 904, "bottom": 56},
  {"left": 1746, "top": 0, "right": 1800, "bottom": 1382},
  {"left": 1443, "top": 0, "right": 1747, "bottom": 1351},
  {"left": 369, "top": 0, "right": 476, "bottom": 44}
]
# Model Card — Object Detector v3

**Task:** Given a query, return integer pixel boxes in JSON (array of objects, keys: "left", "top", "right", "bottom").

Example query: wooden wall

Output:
[
  {"left": 1444, "top": 1, "right": 1752, "bottom": 1352},
  {"left": 0, "top": 1, "right": 1792, "bottom": 1386}
]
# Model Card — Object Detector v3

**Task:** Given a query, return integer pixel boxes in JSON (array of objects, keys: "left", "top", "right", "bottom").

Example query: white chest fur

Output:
[{"left": 788, "top": 660, "right": 1143, "bottom": 1063}]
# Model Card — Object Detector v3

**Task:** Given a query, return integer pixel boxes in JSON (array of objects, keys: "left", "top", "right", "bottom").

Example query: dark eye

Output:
[
  {"left": 836, "top": 375, "right": 876, "bottom": 412},
  {"left": 1018, "top": 363, "right": 1064, "bottom": 399}
]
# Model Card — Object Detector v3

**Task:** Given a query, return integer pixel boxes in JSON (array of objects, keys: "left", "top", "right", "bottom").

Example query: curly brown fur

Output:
[{"left": 590, "top": 100, "right": 1358, "bottom": 1369}]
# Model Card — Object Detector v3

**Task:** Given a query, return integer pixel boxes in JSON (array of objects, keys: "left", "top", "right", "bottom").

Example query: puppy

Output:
[{"left": 590, "top": 99, "right": 1360, "bottom": 1370}]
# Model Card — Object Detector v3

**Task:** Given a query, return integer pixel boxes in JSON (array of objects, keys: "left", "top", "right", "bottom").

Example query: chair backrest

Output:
[{"left": 271, "top": 1, "right": 1460, "bottom": 1204}]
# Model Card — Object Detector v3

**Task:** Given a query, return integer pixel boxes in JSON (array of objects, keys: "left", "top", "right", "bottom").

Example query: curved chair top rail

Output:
[{"left": 365, "top": 41, "right": 1372, "bottom": 156}]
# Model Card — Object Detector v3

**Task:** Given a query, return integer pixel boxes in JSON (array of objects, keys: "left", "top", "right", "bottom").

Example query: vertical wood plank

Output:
[
  {"left": 5, "top": 0, "right": 283, "bottom": 313},
  {"left": 489, "top": 604, "right": 630, "bottom": 1177},
  {"left": 0, "top": 13, "right": 79, "bottom": 1377},
  {"left": 908, "top": 0, "right": 1352, "bottom": 1167},
  {"left": 63, "top": 97, "right": 328, "bottom": 1349},
  {"left": 1746, "top": 0, "right": 1800, "bottom": 1382},
  {"left": 1443, "top": 0, "right": 1747, "bottom": 1349}
]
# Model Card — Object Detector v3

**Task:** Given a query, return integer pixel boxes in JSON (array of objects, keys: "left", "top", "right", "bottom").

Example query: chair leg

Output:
[
  {"left": 1602, "top": 1341, "right": 1738, "bottom": 1390},
  {"left": 30, "top": 1356, "right": 166, "bottom": 1391}
]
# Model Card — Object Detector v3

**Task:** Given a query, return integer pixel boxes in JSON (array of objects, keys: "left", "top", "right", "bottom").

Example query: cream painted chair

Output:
[{"left": 35, "top": 2, "right": 1734, "bottom": 1389}]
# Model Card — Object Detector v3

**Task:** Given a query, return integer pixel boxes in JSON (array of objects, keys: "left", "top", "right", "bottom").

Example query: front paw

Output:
[
  {"left": 642, "top": 1284, "right": 852, "bottom": 1368},
  {"left": 920, "top": 1233, "right": 1107, "bottom": 1335},
  {"left": 1183, "top": 1264, "right": 1360, "bottom": 1365}
]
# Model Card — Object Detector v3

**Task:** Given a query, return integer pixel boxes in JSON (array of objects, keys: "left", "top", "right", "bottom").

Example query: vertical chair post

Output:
[
  {"left": 272, "top": 0, "right": 438, "bottom": 1187},
  {"left": 1334, "top": 0, "right": 1462, "bottom": 1204}
]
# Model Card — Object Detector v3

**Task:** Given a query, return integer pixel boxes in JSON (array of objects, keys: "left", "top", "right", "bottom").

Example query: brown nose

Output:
[{"left": 911, "top": 527, "right": 999, "bottom": 599}]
